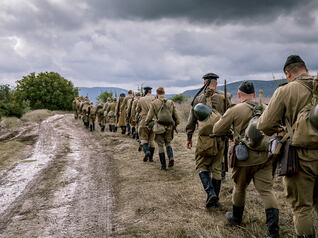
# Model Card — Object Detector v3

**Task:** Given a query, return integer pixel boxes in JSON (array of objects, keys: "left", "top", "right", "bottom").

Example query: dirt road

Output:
[{"left": 0, "top": 114, "right": 113, "bottom": 238}]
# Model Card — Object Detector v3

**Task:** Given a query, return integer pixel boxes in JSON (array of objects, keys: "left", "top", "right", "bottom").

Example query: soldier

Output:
[
  {"left": 72, "top": 96, "right": 80, "bottom": 119},
  {"left": 130, "top": 92, "right": 141, "bottom": 139},
  {"left": 145, "top": 87, "right": 180, "bottom": 170},
  {"left": 76, "top": 97, "right": 82, "bottom": 120},
  {"left": 96, "top": 99, "right": 105, "bottom": 132},
  {"left": 102, "top": 97, "right": 111, "bottom": 131},
  {"left": 213, "top": 81, "right": 279, "bottom": 238},
  {"left": 121, "top": 90, "right": 134, "bottom": 135},
  {"left": 186, "top": 73, "right": 230, "bottom": 208},
  {"left": 135, "top": 86, "right": 156, "bottom": 162},
  {"left": 258, "top": 55, "right": 318, "bottom": 238},
  {"left": 116, "top": 93, "right": 126, "bottom": 134},
  {"left": 81, "top": 97, "right": 90, "bottom": 129},
  {"left": 106, "top": 97, "right": 117, "bottom": 132},
  {"left": 88, "top": 102, "right": 97, "bottom": 132}
]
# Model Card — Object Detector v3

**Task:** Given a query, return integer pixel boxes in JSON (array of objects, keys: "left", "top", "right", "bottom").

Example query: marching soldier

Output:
[
  {"left": 213, "top": 81, "right": 279, "bottom": 238},
  {"left": 102, "top": 97, "right": 111, "bottom": 131},
  {"left": 121, "top": 90, "right": 134, "bottom": 135},
  {"left": 116, "top": 93, "right": 126, "bottom": 134},
  {"left": 72, "top": 96, "right": 80, "bottom": 119},
  {"left": 130, "top": 92, "right": 141, "bottom": 139},
  {"left": 88, "top": 102, "right": 97, "bottom": 132},
  {"left": 106, "top": 97, "right": 117, "bottom": 132},
  {"left": 135, "top": 86, "right": 156, "bottom": 162},
  {"left": 145, "top": 87, "right": 180, "bottom": 170},
  {"left": 80, "top": 97, "right": 90, "bottom": 129},
  {"left": 96, "top": 99, "right": 105, "bottom": 131},
  {"left": 258, "top": 55, "right": 318, "bottom": 238},
  {"left": 186, "top": 73, "right": 230, "bottom": 208}
]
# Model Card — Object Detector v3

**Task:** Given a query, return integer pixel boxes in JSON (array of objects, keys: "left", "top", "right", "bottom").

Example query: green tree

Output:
[
  {"left": 15, "top": 72, "right": 78, "bottom": 111},
  {"left": 0, "top": 84, "right": 27, "bottom": 118},
  {"left": 171, "top": 94, "right": 187, "bottom": 104},
  {"left": 97, "top": 90, "right": 113, "bottom": 102}
]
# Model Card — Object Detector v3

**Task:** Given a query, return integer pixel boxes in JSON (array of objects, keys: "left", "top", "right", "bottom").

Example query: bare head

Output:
[
  {"left": 144, "top": 87, "right": 152, "bottom": 95},
  {"left": 204, "top": 79, "right": 218, "bottom": 90},
  {"left": 156, "top": 87, "right": 165, "bottom": 97},
  {"left": 284, "top": 55, "right": 308, "bottom": 82}
]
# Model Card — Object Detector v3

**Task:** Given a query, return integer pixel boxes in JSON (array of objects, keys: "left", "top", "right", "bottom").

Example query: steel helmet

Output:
[
  {"left": 310, "top": 104, "right": 318, "bottom": 132},
  {"left": 194, "top": 103, "right": 212, "bottom": 122}
]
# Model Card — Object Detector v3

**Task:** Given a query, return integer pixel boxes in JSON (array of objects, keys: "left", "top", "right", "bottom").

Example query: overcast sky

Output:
[{"left": 1, "top": 0, "right": 318, "bottom": 93}]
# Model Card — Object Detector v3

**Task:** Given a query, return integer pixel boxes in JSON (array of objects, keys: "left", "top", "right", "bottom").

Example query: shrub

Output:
[{"left": 171, "top": 94, "right": 187, "bottom": 104}]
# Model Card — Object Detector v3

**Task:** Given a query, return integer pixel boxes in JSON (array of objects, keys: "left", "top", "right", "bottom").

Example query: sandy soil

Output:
[{"left": 0, "top": 114, "right": 113, "bottom": 238}]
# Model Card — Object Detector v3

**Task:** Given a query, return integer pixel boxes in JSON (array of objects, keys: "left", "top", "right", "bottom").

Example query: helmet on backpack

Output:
[
  {"left": 309, "top": 104, "right": 318, "bottom": 133},
  {"left": 194, "top": 103, "right": 212, "bottom": 122}
]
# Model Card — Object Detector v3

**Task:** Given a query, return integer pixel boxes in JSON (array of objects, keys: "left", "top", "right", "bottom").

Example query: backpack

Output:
[
  {"left": 287, "top": 78, "right": 318, "bottom": 149},
  {"left": 240, "top": 102, "right": 270, "bottom": 151},
  {"left": 157, "top": 100, "right": 175, "bottom": 126}
]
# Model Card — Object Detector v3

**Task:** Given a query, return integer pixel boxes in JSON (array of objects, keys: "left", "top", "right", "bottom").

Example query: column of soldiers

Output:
[{"left": 71, "top": 54, "right": 318, "bottom": 238}]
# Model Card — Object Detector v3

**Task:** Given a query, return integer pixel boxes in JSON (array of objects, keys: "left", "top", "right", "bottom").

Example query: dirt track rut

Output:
[{"left": 0, "top": 114, "right": 113, "bottom": 238}]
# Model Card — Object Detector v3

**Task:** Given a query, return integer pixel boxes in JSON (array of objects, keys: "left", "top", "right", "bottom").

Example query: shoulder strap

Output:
[{"left": 294, "top": 80, "right": 313, "bottom": 93}]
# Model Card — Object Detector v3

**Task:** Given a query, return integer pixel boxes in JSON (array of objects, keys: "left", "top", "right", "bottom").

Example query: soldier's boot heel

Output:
[
  {"left": 226, "top": 205, "right": 244, "bottom": 226},
  {"left": 149, "top": 147, "right": 155, "bottom": 162},
  {"left": 159, "top": 153, "right": 166, "bottom": 170},
  {"left": 199, "top": 171, "right": 217, "bottom": 208},
  {"left": 265, "top": 208, "right": 279, "bottom": 238},
  {"left": 211, "top": 179, "right": 222, "bottom": 207},
  {"left": 143, "top": 143, "right": 150, "bottom": 162},
  {"left": 127, "top": 124, "right": 131, "bottom": 136},
  {"left": 90, "top": 124, "right": 93, "bottom": 132},
  {"left": 109, "top": 125, "right": 112, "bottom": 132},
  {"left": 132, "top": 127, "right": 136, "bottom": 138},
  {"left": 166, "top": 146, "right": 174, "bottom": 167}
]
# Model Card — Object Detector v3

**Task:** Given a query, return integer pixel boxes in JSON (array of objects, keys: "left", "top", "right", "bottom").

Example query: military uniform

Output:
[
  {"left": 145, "top": 94, "right": 180, "bottom": 169},
  {"left": 72, "top": 97, "right": 79, "bottom": 119},
  {"left": 106, "top": 99, "right": 117, "bottom": 132},
  {"left": 186, "top": 77, "right": 229, "bottom": 207},
  {"left": 135, "top": 92, "right": 155, "bottom": 161},
  {"left": 213, "top": 96, "right": 279, "bottom": 236},
  {"left": 88, "top": 103, "right": 97, "bottom": 131},
  {"left": 121, "top": 91, "right": 134, "bottom": 135},
  {"left": 96, "top": 101, "right": 105, "bottom": 131},
  {"left": 81, "top": 99, "right": 90, "bottom": 128},
  {"left": 116, "top": 95, "right": 126, "bottom": 132},
  {"left": 258, "top": 71, "right": 318, "bottom": 237}
]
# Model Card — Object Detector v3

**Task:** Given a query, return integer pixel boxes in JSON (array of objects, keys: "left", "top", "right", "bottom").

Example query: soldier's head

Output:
[
  {"left": 113, "top": 97, "right": 117, "bottom": 102},
  {"left": 144, "top": 86, "right": 152, "bottom": 95},
  {"left": 107, "top": 97, "right": 111, "bottom": 102},
  {"left": 156, "top": 87, "right": 165, "bottom": 97},
  {"left": 203, "top": 73, "right": 219, "bottom": 90},
  {"left": 120, "top": 93, "right": 125, "bottom": 98},
  {"left": 238, "top": 81, "right": 255, "bottom": 102},
  {"left": 284, "top": 55, "right": 308, "bottom": 82},
  {"left": 135, "top": 92, "right": 141, "bottom": 99},
  {"left": 99, "top": 99, "right": 103, "bottom": 104},
  {"left": 128, "top": 90, "right": 133, "bottom": 95}
]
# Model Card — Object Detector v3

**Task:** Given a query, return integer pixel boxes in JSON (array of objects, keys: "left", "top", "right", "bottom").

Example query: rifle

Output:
[{"left": 223, "top": 80, "right": 229, "bottom": 177}]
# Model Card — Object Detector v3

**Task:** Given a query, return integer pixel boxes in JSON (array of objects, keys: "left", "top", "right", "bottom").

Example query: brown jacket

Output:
[
  {"left": 145, "top": 96, "right": 180, "bottom": 128},
  {"left": 116, "top": 97, "right": 126, "bottom": 126},
  {"left": 135, "top": 95, "right": 156, "bottom": 127},
  {"left": 213, "top": 99, "right": 268, "bottom": 166},
  {"left": 258, "top": 72, "right": 318, "bottom": 161}
]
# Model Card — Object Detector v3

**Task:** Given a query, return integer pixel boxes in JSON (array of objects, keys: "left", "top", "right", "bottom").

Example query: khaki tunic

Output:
[
  {"left": 106, "top": 102, "right": 116, "bottom": 124},
  {"left": 186, "top": 89, "right": 229, "bottom": 179},
  {"left": 257, "top": 72, "right": 318, "bottom": 236},
  {"left": 89, "top": 105, "right": 97, "bottom": 125},
  {"left": 131, "top": 99, "right": 139, "bottom": 127},
  {"left": 145, "top": 96, "right": 180, "bottom": 146},
  {"left": 81, "top": 102, "right": 90, "bottom": 123},
  {"left": 121, "top": 94, "right": 133, "bottom": 124},
  {"left": 96, "top": 103, "right": 104, "bottom": 123},
  {"left": 115, "top": 97, "right": 125, "bottom": 127},
  {"left": 136, "top": 95, "right": 156, "bottom": 146}
]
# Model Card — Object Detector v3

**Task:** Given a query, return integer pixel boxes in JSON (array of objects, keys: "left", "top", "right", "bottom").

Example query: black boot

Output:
[
  {"left": 101, "top": 125, "right": 105, "bottom": 132},
  {"left": 85, "top": 122, "right": 89, "bottom": 129},
  {"left": 99, "top": 122, "right": 102, "bottom": 128},
  {"left": 226, "top": 205, "right": 244, "bottom": 225},
  {"left": 112, "top": 125, "right": 116, "bottom": 132},
  {"left": 199, "top": 171, "right": 217, "bottom": 208},
  {"left": 166, "top": 146, "right": 174, "bottom": 167},
  {"left": 159, "top": 153, "right": 166, "bottom": 170},
  {"left": 149, "top": 147, "right": 155, "bottom": 162},
  {"left": 266, "top": 208, "right": 279, "bottom": 238},
  {"left": 132, "top": 127, "right": 136, "bottom": 139},
  {"left": 211, "top": 179, "right": 222, "bottom": 207},
  {"left": 90, "top": 124, "right": 93, "bottom": 132},
  {"left": 109, "top": 125, "right": 112, "bottom": 132},
  {"left": 127, "top": 123, "right": 131, "bottom": 136},
  {"left": 138, "top": 139, "right": 142, "bottom": 152},
  {"left": 143, "top": 143, "right": 150, "bottom": 162},
  {"left": 121, "top": 126, "right": 126, "bottom": 134}
]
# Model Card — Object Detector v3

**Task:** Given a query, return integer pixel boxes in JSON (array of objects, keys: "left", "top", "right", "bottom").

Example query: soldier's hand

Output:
[{"left": 186, "top": 140, "right": 192, "bottom": 149}]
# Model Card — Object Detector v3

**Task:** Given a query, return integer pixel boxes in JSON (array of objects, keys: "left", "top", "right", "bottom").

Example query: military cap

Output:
[
  {"left": 203, "top": 73, "right": 219, "bottom": 80},
  {"left": 128, "top": 90, "right": 133, "bottom": 94},
  {"left": 156, "top": 86, "right": 165, "bottom": 95},
  {"left": 135, "top": 92, "right": 141, "bottom": 96},
  {"left": 283, "top": 55, "right": 305, "bottom": 71},
  {"left": 239, "top": 80, "right": 255, "bottom": 94},
  {"left": 144, "top": 86, "right": 152, "bottom": 90}
]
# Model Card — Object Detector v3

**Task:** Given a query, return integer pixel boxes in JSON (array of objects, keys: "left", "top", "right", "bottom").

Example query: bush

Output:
[
  {"left": 0, "top": 85, "right": 26, "bottom": 118},
  {"left": 15, "top": 72, "right": 78, "bottom": 111},
  {"left": 97, "top": 91, "right": 113, "bottom": 102},
  {"left": 171, "top": 94, "right": 187, "bottom": 104}
]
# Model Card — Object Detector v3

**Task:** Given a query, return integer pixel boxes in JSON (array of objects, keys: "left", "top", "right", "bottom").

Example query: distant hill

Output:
[
  {"left": 78, "top": 87, "right": 128, "bottom": 102},
  {"left": 182, "top": 79, "right": 286, "bottom": 98}
]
